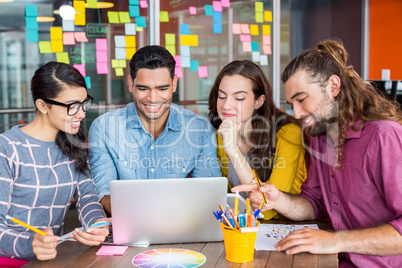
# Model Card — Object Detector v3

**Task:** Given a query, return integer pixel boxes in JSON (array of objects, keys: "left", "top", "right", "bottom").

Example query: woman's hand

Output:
[
  {"left": 70, "top": 218, "right": 110, "bottom": 246},
  {"left": 32, "top": 228, "right": 59, "bottom": 261},
  {"left": 218, "top": 119, "right": 241, "bottom": 157}
]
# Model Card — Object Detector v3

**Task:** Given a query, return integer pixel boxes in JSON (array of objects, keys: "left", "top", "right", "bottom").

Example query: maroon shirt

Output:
[{"left": 301, "top": 120, "right": 402, "bottom": 267}]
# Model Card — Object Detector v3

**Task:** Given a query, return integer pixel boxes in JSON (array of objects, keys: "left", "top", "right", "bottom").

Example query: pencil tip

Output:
[{"left": 5, "top": 215, "right": 11, "bottom": 220}]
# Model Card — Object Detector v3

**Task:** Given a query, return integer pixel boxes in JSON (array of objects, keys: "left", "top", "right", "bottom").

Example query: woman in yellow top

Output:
[{"left": 208, "top": 60, "right": 308, "bottom": 220}]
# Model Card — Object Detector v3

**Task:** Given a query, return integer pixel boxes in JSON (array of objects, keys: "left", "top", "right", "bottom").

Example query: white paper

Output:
[{"left": 255, "top": 223, "right": 319, "bottom": 251}]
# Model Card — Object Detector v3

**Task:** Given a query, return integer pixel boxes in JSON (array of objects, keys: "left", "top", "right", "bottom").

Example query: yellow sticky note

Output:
[
  {"left": 111, "top": 59, "right": 119, "bottom": 68},
  {"left": 250, "top": 25, "right": 259, "bottom": 36},
  {"left": 165, "top": 33, "right": 176, "bottom": 45},
  {"left": 56, "top": 52, "right": 70, "bottom": 64},
  {"left": 51, "top": 40, "right": 63, "bottom": 52},
  {"left": 75, "top": 13, "right": 86, "bottom": 26},
  {"left": 255, "top": 12, "right": 263, "bottom": 23},
  {"left": 108, "top": 11, "right": 120, "bottom": 24},
  {"left": 126, "top": 36, "right": 136, "bottom": 47},
  {"left": 119, "top": 12, "right": 131, "bottom": 23},
  {"left": 74, "top": 0, "right": 85, "bottom": 12},
  {"left": 165, "top": 45, "right": 176, "bottom": 56},
  {"left": 180, "top": 35, "right": 198, "bottom": 46},
  {"left": 263, "top": 25, "right": 271, "bottom": 35},
  {"left": 39, "top": 41, "right": 52, "bottom": 53},
  {"left": 115, "top": 67, "right": 124, "bottom": 76},
  {"left": 136, "top": 25, "right": 143, "bottom": 32},
  {"left": 255, "top": 2, "right": 264, "bottom": 12},
  {"left": 50, "top": 27, "right": 62, "bottom": 40},
  {"left": 118, "top": 59, "right": 127, "bottom": 68},
  {"left": 264, "top": 11, "right": 272, "bottom": 22},
  {"left": 126, "top": 48, "right": 136, "bottom": 60},
  {"left": 87, "top": 0, "right": 98, "bottom": 9},
  {"left": 160, "top": 11, "right": 169, "bottom": 22}
]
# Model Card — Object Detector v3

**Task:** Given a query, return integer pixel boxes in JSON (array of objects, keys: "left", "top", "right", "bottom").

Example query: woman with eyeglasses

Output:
[{"left": 0, "top": 62, "right": 109, "bottom": 263}]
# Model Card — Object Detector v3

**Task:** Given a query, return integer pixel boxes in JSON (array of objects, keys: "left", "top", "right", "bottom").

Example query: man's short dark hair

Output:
[{"left": 129, "top": 45, "right": 176, "bottom": 80}]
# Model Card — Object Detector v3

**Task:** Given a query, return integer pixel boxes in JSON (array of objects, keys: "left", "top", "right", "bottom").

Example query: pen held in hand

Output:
[
  {"left": 253, "top": 169, "right": 268, "bottom": 205},
  {"left": 6, "top": 215, "right": 47, "bottom": 236}
]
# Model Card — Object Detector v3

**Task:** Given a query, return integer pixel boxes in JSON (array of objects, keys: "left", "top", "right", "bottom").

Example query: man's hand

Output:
[
  {"left": 100, "top": 195, "right": 112, "bottom": 217},
  {"left": 32, "top": 228, "right": 59, "bottom": 261}
]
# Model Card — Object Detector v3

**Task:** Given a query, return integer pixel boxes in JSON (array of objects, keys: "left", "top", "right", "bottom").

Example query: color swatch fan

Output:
[{"left": 132, "top": 248, "right": 206, "bottom": 267}]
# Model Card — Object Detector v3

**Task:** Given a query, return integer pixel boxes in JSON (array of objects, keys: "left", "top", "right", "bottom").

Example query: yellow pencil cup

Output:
[{"left": 220, "top": 222, "right": 259, "bottom": 263}]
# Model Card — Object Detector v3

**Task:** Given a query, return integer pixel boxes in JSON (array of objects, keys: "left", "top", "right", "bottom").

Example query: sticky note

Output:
[
  {"left": 111, "top": 59, "right": 119, "bottom": 68},
  {"left": 221, "top": 0, "right": 231, "bottom": 7},
  {"left": 265, "top": 11, "right": 272, "bottom": 22},
  {"left": 165, "top": 45, "right": 176, "bottom": 56},
  {"left": 51, "top": 40, "right": 63, "bottom": 52},
  {"left": 180, "top": 35, "right": 198, "bottom": 46},
  {"left": 136, "top": 25, "right": 143, "bottom": 32},
  {"left": 62, "top": 19, "right": 75, "bottom": 32},
  {"left": 126, "top": 48, "right": 136, "bottom": 60},
  {"left": 96, "top": 50, "right": 108, "bottom": 62},
  {"left": 115, "top": 35, "right": 126, "bottom": 48},
  {"left": 74, "top": 0, "right": 85, "bottom": 12},
  {"left": 240, "top": 35, "right": 251, "bottom": 42},
  {"left": 108, "top": 12, "right": 120, "bottom": 23},
  {"left": 139, "top": 0, "right": 148, "bottom": 8},
  {"left": 205, "top": 5, "right": 213, "bottom": 16},
  {"left": 260, "top": 55, "right": 268, "bottom": 66},
  {"left": 25, "top": 4, "right": 38, "bottom": 17},
  {"left": 73, "top": 64, "right": 86, "bottom": 77},
  {"left": 242, "top": 42, "right": 252, "bottom": 52},
  {"left": 241, "top": 24, "right": 250, "bottom": 34},
  {"left": 96, "top": 246, "right": 128, "bottom": 256},
  {"left": 25, "top": 17, "right": 38, "bottom": 30},
  {"left": 252, "top": 51, "right": 260, "bottom": 62},
  {"left": 190, "top": 60, "right": 199, "bottom": 71},
  {"left": 125, "top": 23, "right": 136, "bottom": 35},
  {"left": 232, "top": 23, "right": 241, "bottom": 34},
  {"left": 251, "top": 41, "right": 258, "bottom": 51},
  {"left": 96, "top": 38, "right": 107, "bottom": 50},
  {"left": 129, "top": 5, "right": 140, "bottom": 17},
  {"left": 213, "top": 22, "right": 222, "bottom": 34},
  {"left": 56, "top": 52, "right": 70, "bottom": 64},
  {"left": 87, "top": 0, "right": 98, "bottom": 9},
  {"left": 165, "top": 33, "right": 176, "bottom": 45},
  {"left": 26, "top": 29, "right": 39, "bottom": 42},
  {"left": 189, "top": 6, "right": 196, "bottom": 15},
  {"left": 180, "top": 46, "right": 190, "bottom": 56},
  {"left": 126, "top": 36, "right": 136, "bottom": 47},
  {"left": 173, "top": 55, "right": 181, "bottom": 66},
  {"left": 250, "top": 25, "right": 259, "bottom": 35},
  {"left": 129, "top": 0, "right": 139, "bottom": 5},
  {"left": 115, "top": 68, "right": 124, "bottom": 76},
  {"left": 263, "top": 35, "right": 271, "bottom": 45},
  {"left": 97, "top": 62, "right": 109, "bottom": 74},
  {"left": 75, "top": 13, "right": 86, "bottom": 26},
  {"left": 63, "top": 32, "right": 75, "bottom": 45},
  {"left": 136, "top": 16, "right": 147, "bottom": 27},
  {"left": 119, "top": 12, "right": 131, "bottom": 23},
  {"left": 160, "top": 11, "right": 169, "bottom": 22},
  {"left": 263, "top": 45, "right": 272, "bottom": 55},
  {"left": 255, "top": 12, "right": 264, "bottom": 23},
  {"left": 213, "top": 12, "right": 222, "bottom": 22},
  {"left": 212, "top": 1, "right": 222, "bottom": 12},
  {"left": 181, "top": 56, "right": 190, "bottom": 68},
  {"left": 75, "top": 32, "right": 88, "bottom": 42},
  {"left": 50, "top": 27, "right": 62, "bottom": 40},
  {"left": 198, "top": 66, "right": 208, "bottom": 78},
  {"left": 39, "top": 41, "right": 52, "bottom": 53},
  {"left": 262, "top": 25, "right": 271, "bottom": 35},
  {"left": 115, "top": 48, "right": 126, "bottom": 60},
  {"left": 255, "top": 2, "right": 264, "bottom": 12},
  {"left": 175, "top": 66, "right": 182, "bottom": 78},
  {"left": 180, "top": 24, "right": 190, "bottom": 35},
  {"left": 84, "top": 77, "right": 91, "bottom": 89}
]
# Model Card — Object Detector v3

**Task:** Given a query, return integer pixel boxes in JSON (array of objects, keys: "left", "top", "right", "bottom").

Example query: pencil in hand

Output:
[
  {"left": 6, "top": 215, "right": 47, "bottom": 236},
  {"left": 253, "top": 169, "right": 268, "bottom": 205}
]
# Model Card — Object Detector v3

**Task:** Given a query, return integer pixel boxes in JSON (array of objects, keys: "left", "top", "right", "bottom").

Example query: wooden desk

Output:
[{"left": 25, "top": 220, "right": 338, "bottom": 268}]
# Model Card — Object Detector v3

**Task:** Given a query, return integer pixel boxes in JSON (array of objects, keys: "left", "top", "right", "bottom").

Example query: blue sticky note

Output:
[
  {"left": 251, "top": 41, "right": 259, "bottom": 51},
  {"left": 129, "top": 5, "right": 140, "bottom": 17},
  {"left": 84, "top": 76, "right": 92, "bottom": 89},
  {"left": 25, "top": 4, "right": 38, "bottom": 17},
  {"left": 136, "top": 16, "right": 147, "bottom": 27},
  {"left": 213, "top": 11, "right": 222, "bottom": 22},
  {"left": 181, "top": 56, "right": 191, "bottom": 68},
  {"left": 213, "top": 22, "right": 222, "bottom": 34},
  {"left": 26, "top": 29, "right": 39, "bottom": 42},
  {"left": 129, "top": 0, "right": 139, "bottom": 5},
  {"left": 180, "top": 24, "right": 190, "bottom": 35},
  {"left": 25, "top": 17, "right": 38, "bottom": 30},
  {"left": 205, "top": 5, "right": 213, "bottom": 16},
  {"left": 180, "top": 46, "right": 190, "bottom": 57},
  {"left": 190, "top": 60, "right": 199, "bottom": 71}
]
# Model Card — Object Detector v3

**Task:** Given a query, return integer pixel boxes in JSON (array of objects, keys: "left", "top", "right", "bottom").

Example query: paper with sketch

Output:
[{"left": 255, "top": 224, "right": 319, "bottom": 251}]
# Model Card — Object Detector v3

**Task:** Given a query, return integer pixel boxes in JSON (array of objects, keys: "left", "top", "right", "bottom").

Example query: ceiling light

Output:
[
  {"left": 59, "top": 4, "right": 75, "bottom": 20},
  {"left": 37, "top": 16, "right": 56, "bottom": 22},
  {"left": 0, "top": 0, "right": 15, "bottom": 2},
  {"left": 85, "top": 2, "right": 114, "bottom": 9}
]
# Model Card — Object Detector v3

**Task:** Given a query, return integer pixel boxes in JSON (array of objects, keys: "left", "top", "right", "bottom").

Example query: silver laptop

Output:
[{"left": 110, "top": 177, "right": 227, "bottom": 245}]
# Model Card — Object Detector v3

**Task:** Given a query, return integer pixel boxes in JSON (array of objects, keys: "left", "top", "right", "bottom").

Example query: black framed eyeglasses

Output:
[{"left": 42, "top": 95, "right": 94, "bottom": 116}]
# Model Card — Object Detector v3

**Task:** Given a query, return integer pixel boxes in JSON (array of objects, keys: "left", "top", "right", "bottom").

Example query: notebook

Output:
[{"left": 110, "top": 177, "right": 228, "bottom": 245}]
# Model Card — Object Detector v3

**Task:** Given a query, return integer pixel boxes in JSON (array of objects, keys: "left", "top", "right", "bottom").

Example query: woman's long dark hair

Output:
[
  {"left": 208, "top": 60, "right": 302, "bottom": 182},
  {"left": 31, "top": 61, "right": 90, "bottom": 175}
]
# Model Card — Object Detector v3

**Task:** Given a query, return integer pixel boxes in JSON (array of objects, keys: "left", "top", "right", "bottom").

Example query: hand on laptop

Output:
[{"left": 70, "top": 218, "right": 111, "bottom": 246}]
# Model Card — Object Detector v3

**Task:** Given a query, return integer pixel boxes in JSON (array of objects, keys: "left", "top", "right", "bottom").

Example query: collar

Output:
[{"left": 318, "top": 119, "right": 364, "bottom": 146}]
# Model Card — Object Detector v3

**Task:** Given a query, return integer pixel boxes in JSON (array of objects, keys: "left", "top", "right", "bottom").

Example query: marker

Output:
[
  {"left": 226, "top": 204, "right": 240, "bottom": 229},
  {"left": 253, "top": 169, "right": 268, "bottom": 205},
  {"left": 238, "top": 213, "right": 246, "bottom": 228},
  {"left": 246, "top": 198, "right": 251, "bottom": 217},
  {"left": 234, "top": 190, "right": 239, "bottom": 218},
  {"left": 254, "top": 201, "right": 265, "bottom": 218},
  {"left": 86, "top": 221, "right": 111, "bottom": 231},
  {"left": 6, "top": 215, "right": 47, "bottom": 236}
]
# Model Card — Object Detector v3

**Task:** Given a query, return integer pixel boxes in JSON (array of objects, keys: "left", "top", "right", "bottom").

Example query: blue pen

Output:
[{"left": 239, "top": 213, "right": 246, "bottom": 228}]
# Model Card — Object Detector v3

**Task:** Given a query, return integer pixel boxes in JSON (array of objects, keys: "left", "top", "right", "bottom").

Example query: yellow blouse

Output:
[{"left": 217, "top": 123, "right": 307, "bottom": 220}]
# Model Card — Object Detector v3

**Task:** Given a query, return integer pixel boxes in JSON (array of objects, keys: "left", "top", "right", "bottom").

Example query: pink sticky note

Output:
[
  {"left": 96, "top": 62, "right": 109, "bottom": 74},
  {"left": 140, "top": 0, "right": 148, "bottom": 8},
  {"left": 242, "top": 42, "right": 252, "bottom": 52},
  {"left": 198, "top": 66, "right": 208, "bottom": 78},
  {"left": 74, "top": 32, "right": 88, "bottom": 42},
  {"left": 96, "top": 38, "right": 108, "bottom": 51},
  {"left": 73, "top": 64, "right": 86, "bottom": 77},
  {"left": 241, "top": 24, "right": 250, "bottom": 34},
  {"left": 173, "top": 55, "right": 181, "bottom": 66},
  {"left": 63, "top": 32, "right": 75, "bottom": 45},
  {"left": 96, "top": 246, "right": 128, "bottom": 256},
  {"left": 189, "top": 6, "right": 197, "bottom": 15},
  {"left": 96, "top": 50, "right": 108, "bottom": 62},
  {"left": 175, "top": 66, "right": 182, "bottom": 78},
  {"left": 232, "top": 23, "right": 241, "bottom": 34},
  {"left": 240, "top": 35, "right": 251, "bottom": 42},
  {"left": 221, "top": 0, "right": 231, "bottom": 7},
  {"left": 263, "top": 35, "right": 271, "bottom": 45},
  {"left": 212, "top": 1, "right": 222, "bottom": 12},
  {"left": 263, "top": 45, "right": 272, "bottom": 55}
]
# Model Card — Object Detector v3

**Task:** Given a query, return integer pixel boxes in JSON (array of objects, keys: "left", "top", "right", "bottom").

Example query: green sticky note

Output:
[
  {"left": 118, "top": 59, "right": 127, "bottom": 68},
  {"left": 119, "top": 12, "right": 131, "bottom": 23},
  {"left": 108, "top": 11, "right": 120, "bottom": 23},
  {"left": 160, "top": 11, "right": 169, "bottom": 22},
  {"left": 255, "top": 12, "right": 264, "bottom": 23},
  {"left": 87, "top": 0, "right": 98, "bottom": 9},
  {"left": 111, "top": 59, "right": 119, "bottom": 68},
  {"left": 255, "top": 2, "right": 264, "bottom": 12},
  {"left": 115, "top": 67, "right": 124, "bottom": 76},
  {"left": 165, "top": 33, "right": 176, "bottom": 45},
  {"left": 165, "top": 45, "right": 176, "bottom": 56},
  {"left": 39, "top": 41, "right": 52, "bottom": 53},
  {"left": 56, "top": 52, "right": 70, "bottom": 64}
]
